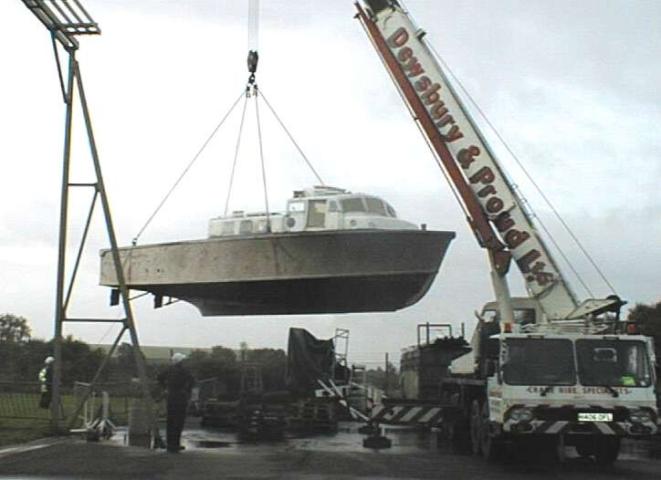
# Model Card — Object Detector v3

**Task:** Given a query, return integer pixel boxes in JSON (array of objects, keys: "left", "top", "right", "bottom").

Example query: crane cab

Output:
[
  {"left": 451, "top": 298, "right": 544, "bottom": 375},
  {"left": 480, "top": 298, "right": 544, "bottom": 329}
]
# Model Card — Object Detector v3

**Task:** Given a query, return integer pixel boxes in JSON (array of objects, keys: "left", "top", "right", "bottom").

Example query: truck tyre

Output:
[
  {"left": 594, "top": 437, "right": 620, "bottom": 466},
  {"left": 574, "top": 442, "right": 594, "bottom": 458},
  {"left": 480, "top": 401, "right": 503, "bottom": 462},
  {"left": 447, "top": 419, "right": 472, "bottom": 454},
  {"left": 469, "top": 400, "right": 482, "bottom": 455}
]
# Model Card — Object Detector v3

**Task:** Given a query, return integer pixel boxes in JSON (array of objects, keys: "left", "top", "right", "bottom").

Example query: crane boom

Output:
[{"left": 356, "top": 1, "right": 620, "bottom": 321}]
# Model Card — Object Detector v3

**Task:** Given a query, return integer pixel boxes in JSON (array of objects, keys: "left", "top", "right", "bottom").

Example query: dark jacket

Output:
[{"left": 157, "top": 363, "right": 194, "bottom": 403}]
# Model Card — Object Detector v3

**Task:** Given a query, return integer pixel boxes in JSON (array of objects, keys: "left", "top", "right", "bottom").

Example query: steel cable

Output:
[
  {"left": 224, "top": 93, "right": 250, "bottom": 216},
  {"left": 248, "top": 0, "right": 259, "bottom": 51},
  {"left": 254, "top": 88, "right": 271, "bottom": 231},
  {"left": 258, "top": 89, "right": 325, "bottom": 186},
  {"left": 132, "top": 90, "right": 245, "bottom": 245},
  {"left": 355, "top": 15, "right": 469, "bottom": 221},
  {"left": 428, "top": 45, "right": 618, "bottom": 297}
]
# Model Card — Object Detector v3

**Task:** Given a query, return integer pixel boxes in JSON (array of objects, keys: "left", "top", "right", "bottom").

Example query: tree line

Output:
[
  {"left": 0, "top": 314, "right": 291, "bottom": 397},
  {"left": 2, "top": 300, "right": 658, "bottom": 392}
]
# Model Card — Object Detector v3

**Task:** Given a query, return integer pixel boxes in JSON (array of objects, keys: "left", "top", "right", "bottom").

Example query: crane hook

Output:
[{"left": 247, "top": 50, "right": 259, "bottom": 85}]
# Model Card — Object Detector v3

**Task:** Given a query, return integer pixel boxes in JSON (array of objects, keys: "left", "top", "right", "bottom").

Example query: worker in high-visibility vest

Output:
[
  {"left": 38, "top": 356, "right": 54, "bottom": 409},
  {"left": 157, "top": 353, "right": 195, "bottom": 453}
]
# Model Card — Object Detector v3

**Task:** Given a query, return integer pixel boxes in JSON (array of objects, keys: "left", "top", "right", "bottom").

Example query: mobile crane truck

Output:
[{"left": 356, "top": 0, "right": 658, "bottom": 463}]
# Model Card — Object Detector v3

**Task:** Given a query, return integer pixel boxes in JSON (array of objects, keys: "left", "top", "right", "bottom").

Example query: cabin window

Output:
[
  {"left": 221, "top": 221, "right": 235, "bottom": 235},
  {"left": 514, "top": 308, "right": 536, "bottom": 326},
  {"left": 503, "top": 338, "right": 576, "bottom": 386},
  {"left": 341, "top": 197, "right": 366, "bottom": 213},
  {"left": 239, "top": 220, "right": 253, "bottom": 234},
  {"left": 576, "top": 339, "right": 651, "bottom": 387},
  {"left": 482, "top": 310, "right": 498, "bottom": 324},
  {"left": 481, "top": 308, "right": 536, "bottom": 326},
  {"left": 288, "top": 201, "right": 305, "bottom": 213},
  {"left": 255, "top": 220, "right": 269, "bottom": 233},
  {"left": 365, "top": 198, "right": 387, "bottom": 216},
  {"left": 307, "top": 200, "right": 327, "bottom": 228},
  {"left": 328, "top": 201, "right": 339, "bottom": 213},
  {"left": 386, "top": 204, "right": 397, "bottom": 217}
]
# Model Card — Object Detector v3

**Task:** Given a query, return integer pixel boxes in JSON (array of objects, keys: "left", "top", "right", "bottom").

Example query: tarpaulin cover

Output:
[{"left": 286, "top": 328, "right": 335, "bottom": 396}]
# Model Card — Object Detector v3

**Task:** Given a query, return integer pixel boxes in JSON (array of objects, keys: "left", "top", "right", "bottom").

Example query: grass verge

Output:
[{"left": 0, "top": 418, "right": 52, "bottom": 447}]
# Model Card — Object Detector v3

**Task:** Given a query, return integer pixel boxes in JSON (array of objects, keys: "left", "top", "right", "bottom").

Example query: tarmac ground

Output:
[{"left": 0, "top": 421, "right": 660, "bottom": 479}]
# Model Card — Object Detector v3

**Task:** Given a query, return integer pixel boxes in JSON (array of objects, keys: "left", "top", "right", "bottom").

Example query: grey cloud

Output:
[{"left": 2, "top": 0, "right": 659, "bottom": 366}]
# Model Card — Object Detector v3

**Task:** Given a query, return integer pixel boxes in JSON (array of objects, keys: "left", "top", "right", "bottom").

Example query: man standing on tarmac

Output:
[
  {"left": 157, "top": 353, "right": 195, "bottom": 453},
  {"left": 38, "top": 356, "right": 54, "bottom": 409}
]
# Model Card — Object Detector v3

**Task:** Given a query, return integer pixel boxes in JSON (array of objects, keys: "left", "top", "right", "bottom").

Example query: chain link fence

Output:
[
  {"left": 0, "top": 381, "right": 163, "bottom": 426},
  {"left": 0, "top": 378, "right": 219, "bottom": 426},
  {"left": 0, "top": 382, "right": 62, "bottom": 421}
]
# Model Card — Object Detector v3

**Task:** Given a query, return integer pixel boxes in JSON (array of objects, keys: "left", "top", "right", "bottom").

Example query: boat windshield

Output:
[
  {"left": 576, "top": 339, "right": 652, "bottom": 387},
  {"left": 503, "top": 338, "right": 576, "bottom": 386},
  {"left": 385, "top": 203, "right": 397, "bottom": 217},
  {"left": 341, "top": 197, "right": 366, "bottom": 213},
  {"left": 365, "top": 198, "right": 387, "bottom": 216}
]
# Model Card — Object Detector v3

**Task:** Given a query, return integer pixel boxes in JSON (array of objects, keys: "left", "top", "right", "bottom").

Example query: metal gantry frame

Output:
[
  {"left": 21, "top": 0, "right": 160, "bottom": 442},
  {"left": 333, "top": 328, "right": 350, "bottom": 382}
]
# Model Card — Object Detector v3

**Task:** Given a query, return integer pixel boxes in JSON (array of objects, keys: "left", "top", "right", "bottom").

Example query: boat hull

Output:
[{"left": 100, "top": 229, "right": 454, "bottom": 316}]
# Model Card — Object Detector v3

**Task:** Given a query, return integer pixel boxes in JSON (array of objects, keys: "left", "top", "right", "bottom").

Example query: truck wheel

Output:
[
  {"left": 594, "top": 437, "right": 620, "bottom": 466},
  {"left": 447, "top": 420, "right": 472, "bottom": 454},
  {"left": 470, "top": 400, "right": 482, "bottom": 455},
  {"left": 575, "top": 442, "right": 594, "bottom": 458},
  {"left": 480, "top": 401, "right": 503, "bottom": 462},
  {"left": 538, "top": 434, "right": 566, "bottom": 464}
]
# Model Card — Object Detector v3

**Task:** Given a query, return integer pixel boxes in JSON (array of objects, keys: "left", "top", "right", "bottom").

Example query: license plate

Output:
[{"left": 578, "top": 412, "right": 613, "bottom": 422}]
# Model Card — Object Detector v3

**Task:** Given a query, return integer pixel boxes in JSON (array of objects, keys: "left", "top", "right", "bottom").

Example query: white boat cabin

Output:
[{"left": 208, "top": 186, "right": 418, "bottom": 237}]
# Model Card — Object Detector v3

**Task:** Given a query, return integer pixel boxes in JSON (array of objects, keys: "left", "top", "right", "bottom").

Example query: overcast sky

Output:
[{"left": 1, "top": 0, "right": 659, "bottom": 368}]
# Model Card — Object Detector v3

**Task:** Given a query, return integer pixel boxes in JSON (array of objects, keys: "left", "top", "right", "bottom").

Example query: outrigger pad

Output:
[{"left": 363, "top": 433, "right": 392, "bottom": 450}]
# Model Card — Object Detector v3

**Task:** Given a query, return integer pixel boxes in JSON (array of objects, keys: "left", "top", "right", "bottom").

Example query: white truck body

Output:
[{"left": 487, "top": 333, "right": 658, "bottom": 438}]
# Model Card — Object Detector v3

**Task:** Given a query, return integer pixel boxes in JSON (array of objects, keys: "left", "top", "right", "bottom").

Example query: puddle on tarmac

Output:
[
  {"left": 192, "top": 440, "right": 231, "bottom": 449},
  {"left": 111, "top": 423, "right": 442, "bottom": 455}
]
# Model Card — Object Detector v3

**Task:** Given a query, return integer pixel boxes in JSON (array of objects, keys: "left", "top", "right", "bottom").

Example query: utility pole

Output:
[{"left": 384, "top": 353, "right": 389, "bottom": 396}]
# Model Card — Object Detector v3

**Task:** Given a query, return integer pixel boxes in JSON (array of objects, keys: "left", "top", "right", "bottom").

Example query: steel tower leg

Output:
[
  {"left": 50, "top": 50, "right": 160, "bottom": 445},
  {"left": 74, "top": 61, "right": 160, "bottom": 443},
  {"left": 51, "top": 51, "right": 76, "bottom": 429}
]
